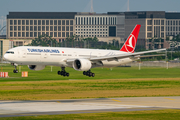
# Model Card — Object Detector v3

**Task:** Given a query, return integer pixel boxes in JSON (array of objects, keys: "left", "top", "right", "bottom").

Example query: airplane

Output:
[{"left": 4, "top": 24, "right": 166, "bottom": 77}]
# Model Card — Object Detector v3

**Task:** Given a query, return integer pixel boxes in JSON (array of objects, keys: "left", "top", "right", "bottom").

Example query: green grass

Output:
[
  {"left": 0, "top": 64, "right": 180, "bottom": 100},
  {"left": 1, "top": 109, "right": 180, "bottom": 120},
  {"left": 0, "top": 64, "right": 180, "bottom": 82},
  {"left": 1, "top": 64, "right": 180, "bottom": 119}
]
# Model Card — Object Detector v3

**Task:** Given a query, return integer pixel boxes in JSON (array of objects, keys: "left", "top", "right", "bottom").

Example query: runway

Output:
[{"left": 0, "top": 96, "right": 180, "bottom": 117}]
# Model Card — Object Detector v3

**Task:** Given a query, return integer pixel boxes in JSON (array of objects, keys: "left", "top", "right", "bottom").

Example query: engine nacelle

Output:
[
  {"left": 73, "top": 59, "right": 92, "bottom": 71},
  {"left": 28, "top": 65, "right": 46, "bottom": 71}
]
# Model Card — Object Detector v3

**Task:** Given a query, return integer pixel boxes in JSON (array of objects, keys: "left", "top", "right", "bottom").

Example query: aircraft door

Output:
[
  {"left": 22, "top": 49, "right": 27, "bottom": 58},
  {"left": 17, "top": 48, "right": 26, "bottom": 58}
]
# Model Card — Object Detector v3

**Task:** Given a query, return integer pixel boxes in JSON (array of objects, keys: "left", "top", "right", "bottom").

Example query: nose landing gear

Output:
[{"left": 12, "top": 63, "right": 18, "bottom": 73}]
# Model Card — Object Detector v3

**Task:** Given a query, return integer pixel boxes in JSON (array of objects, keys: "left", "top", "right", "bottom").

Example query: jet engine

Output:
[
  {"left": 28, "top": 65, "right": 46, "bottom": 71},
  {"left": 73, "top": 59, "right": 92, "bottom": 71}
]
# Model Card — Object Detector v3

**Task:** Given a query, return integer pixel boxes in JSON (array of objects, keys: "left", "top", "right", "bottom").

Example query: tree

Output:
[{"left": 30, "top": 34, "right": 57, "bottom": 47}]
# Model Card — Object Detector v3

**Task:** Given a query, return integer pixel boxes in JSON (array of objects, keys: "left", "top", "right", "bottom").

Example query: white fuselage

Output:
[{"left": 4, "top": 46, "right": 137, "bottom": 68}]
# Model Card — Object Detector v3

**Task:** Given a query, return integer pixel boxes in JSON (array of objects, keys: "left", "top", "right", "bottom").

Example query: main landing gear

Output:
[
  {"left": 12, "top": 63, "right": 18, "bottom": 73},
  {"left": 57, "top": 67, "right": 69, "bottom": 77},
  {"left": 83, "top": 70, "right": 95, "bottom": 77}
]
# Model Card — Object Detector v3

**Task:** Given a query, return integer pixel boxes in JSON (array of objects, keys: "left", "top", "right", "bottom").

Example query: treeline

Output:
[{"left": 29, "top": 34, "right": 122, "bottom": 50}]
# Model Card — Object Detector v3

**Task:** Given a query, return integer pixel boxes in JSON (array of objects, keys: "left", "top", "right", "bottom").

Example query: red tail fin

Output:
[{"left": 120, "top": 24, "right": 141, "bottom": 53}]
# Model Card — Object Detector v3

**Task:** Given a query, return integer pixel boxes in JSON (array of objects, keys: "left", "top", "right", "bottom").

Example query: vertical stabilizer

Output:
[{"left": 120, "top": 24, "right": 141, "bottom": 53}]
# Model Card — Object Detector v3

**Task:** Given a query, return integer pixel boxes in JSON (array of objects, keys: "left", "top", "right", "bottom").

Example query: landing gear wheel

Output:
[
  {"left": 83, "top": 70, "right": 95, "bottom": 77},
  {"left": 13, "top": 70, "right": 18, "bottom": 73},
  {"left": 57, "top": 67, "right": 70, "bottom": 77},
  {"left": 13, "top": 65, "right": 18, "bottom": 73},
  {"left": 83, "top": 71, "right": 86, "bottom": 75},
  {"left": 92, "top": 73, "right": 95, "bottom": 77},
  {"left": 57, "top": 71, "right": 61, "bottom": 75},
  {"left": 66, "top": 73, "right": 69, "bottom": 77}
]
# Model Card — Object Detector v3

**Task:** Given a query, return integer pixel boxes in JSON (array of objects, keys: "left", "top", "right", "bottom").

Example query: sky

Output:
[
  {"left": 0, "top": 0, "right": 180, "bottom": 34},
  {"left": 0, "top": 0, "right": 180, "bottom": 17}
]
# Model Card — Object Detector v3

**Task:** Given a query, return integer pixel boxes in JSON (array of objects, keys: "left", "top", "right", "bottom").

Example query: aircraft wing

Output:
[
  {"left": 65, "top": 48, "right": 166, "bottom": 63},
  {"left": 89, "top": 48, "right": 166, "bottom": 61}
]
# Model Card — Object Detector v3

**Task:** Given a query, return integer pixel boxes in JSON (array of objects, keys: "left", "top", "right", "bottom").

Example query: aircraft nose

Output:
[{"left": 4, "top": 54, "right": 9, "bottom": 61}]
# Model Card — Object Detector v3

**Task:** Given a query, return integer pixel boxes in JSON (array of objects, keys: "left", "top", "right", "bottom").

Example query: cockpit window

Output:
[{"left": 6, "top": 51, "right": 14, "bottom": 54}]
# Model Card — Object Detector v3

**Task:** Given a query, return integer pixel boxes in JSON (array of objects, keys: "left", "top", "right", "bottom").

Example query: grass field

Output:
[
  {"left": 0, "top": 64, "right": 180, "bottom": 100},
  {"left": 1, "top": 109, "right": 180, "bottom": 120},
  {"left": 1, "top": 64, "right": 180, "bottom": 119}
]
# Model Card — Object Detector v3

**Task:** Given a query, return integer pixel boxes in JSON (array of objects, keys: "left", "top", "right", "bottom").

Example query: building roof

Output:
[
  {"left": 124, "top": 11, "right": 166, "bottom": 19},
  {"left": 166, "top": 12, "right": 180, "bottom": 19},
  {"left": 7, "top": 12, "right": 77, "bottom": 19}
]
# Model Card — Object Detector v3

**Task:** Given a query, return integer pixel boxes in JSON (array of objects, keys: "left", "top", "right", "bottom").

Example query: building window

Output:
[
  {"left": 18, "top": 32, "right": 21, "bottom": 37},
  {"left": 30, "top": 32, "right": 33, "bottom": 37},
  {"left": 50, "top": 20, "right": 53, "bottom": 25},
  {"left": 66, "top": 32, "right": 69, "bottom": 37},
  {"left": 14, "top": 32, "right": 17, "bottom": 37},
  {"left": 147, "top": 20, "right": 152, "bottom": 25},
  {"left": 18, "top": 20, "right": 21, "bottom": 25},
  {"left": 70, "top": 26, "right": 73, "bottom": 31},
  {"left": 38, "top": 32, "right": 41, "bottom": 37},
  {"left": 161, "top": 20, "right": 164, "bottom": 25},
  {"left": 70, "top": 20, "right": 73, "bottom": 25},
  {"left": 38, "top": 20, "right": 41, "bottom": 25},
  {"left": 66, "top": 20, "right": 69, "bottom": 25},
  {"left": 22, "top": 20, "right": 25, "bottom": 25},
  {"left": 14, "top": 20, "right": 17, "bottom": 25},
  {"left": 22, "top": 32, "right": 25, "bottom": 37},
  {"left": 10, "top": 26, "right": 13, "bottom": 31},
  {"left": 22, "top": 26, "right": 25, "bottom": 31},
  {"left": 38, "top": 26, "right": 41, "bottom": 31},
  {"left": 62, "top": 20, "right": 65, "bottom": 25},
  {"left": 46, "top": 20, "right": 49, "bottom": 25},
  {"left": 33, "top": 26, "right": 37, "bottom": 31},
  {"left": 50, "top": 32, "right": 53, "bottom": 37},
  {"left": 42, "top": 26, "right": 45, "bottom": 31},
  {"left": 58, "top": 20, "right": 61, "bottom": 25},
  {"left": 54, "top": 20, "right": 57, "bottom": 25},
  {"left": 58, "top": 26, "right": 61, "bottom": 31},
  {"left": 66, "top": 26, "right": 69, "bottom": 31},
  {"left": 161, "top": 26, "right": 164, "bottom": 31},
  {"left": 58, "top": 32, "right": 61, "bottom": 37},
  {"left": 26, "top": 20, "right": 29, "bottom": 25},
  {"left": 26, "top": 32, "right": 29, "bottom": 37},
  {"left": 89, "top": 17, "right": 91, "bottom": 25},
  {"left": 26, "top": 26, "right": 29, "bottom": 31},
  {"left": 34, "top": 20, "right": 37, "bottom": 25},
  {"left": 147, "top": 26, "right": 152, "bottom": 31},
  {"left": 54, "top": 26, "right": 57, "bottom": 31},
  {"left": 50, "top": 26, "right": 53, "bottom": 31},
  {"left": 10, "top": 20, "right": 13, "bottom": 25},
  {"left": 54, "top": 32, "right": 57, "bottom": 37},
  {"left": 30, "top": 20, "right": 33, "bottom": 25},
  {"left": 42, "top": 20, "right": 45, "bottom": 25},
  {"left": 46, "top": 32, "right": 49, "bottom": 36},
  {"left": 161, "top": 33, "right": 164, "bottom": 38},
  {"left": 154, "top": 20, "right": 160, "bottom": 25},
  {"left": 173, "top": 21, "right": 175, "bottom": 25},
  {"left": 34, "top": 32, "right": 37, "bottom": 37},
  {"left": 62, "top": 32, "right": 65, "bottom": 37},
  {"left": 10, "top": 32, "right": 13, "bottom": 37},
  {"left": 46, "top": 26, "right": 49, "bottom": 31},
  {"left": 30, "top": 26, "right": 33, "bottom": 31},
  {"left": 62, "top": 26, "right": 65, "bottom": 31},
  {"left": 147, "top": 33, "right": 152, "bottom": 37}
]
